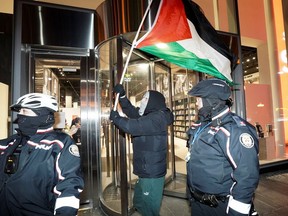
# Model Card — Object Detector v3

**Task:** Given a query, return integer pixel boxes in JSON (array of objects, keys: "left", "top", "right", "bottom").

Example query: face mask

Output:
[
  {"left": 15, "top": 114, "right": 41, "bottom": 136},
  {"left": 198, "top": 106, "right": 212, "bottom": 122},
  {"left": 15, "top": 113, "right": 54, "bottom": 136},
  {"left": 139, "top": 91, "right": 150, "bottom": 116}
]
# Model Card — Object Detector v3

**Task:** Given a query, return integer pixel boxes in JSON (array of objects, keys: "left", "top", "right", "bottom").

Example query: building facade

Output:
[{"left": 0, "top": 0, "right": 287, "bottom": 215}]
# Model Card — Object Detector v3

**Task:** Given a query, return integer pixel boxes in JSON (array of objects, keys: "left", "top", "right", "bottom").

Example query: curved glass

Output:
[{"left": 96, "top": 36, "right": 175, "bottom": 215}]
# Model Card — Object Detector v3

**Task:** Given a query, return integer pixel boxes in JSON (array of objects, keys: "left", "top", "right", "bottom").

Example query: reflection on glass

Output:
[{"left": 34, "top": 58, "right": 81, "bottom": 140}]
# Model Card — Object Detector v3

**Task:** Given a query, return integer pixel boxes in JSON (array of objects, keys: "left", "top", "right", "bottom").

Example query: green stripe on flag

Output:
[{"left": 140, "top": 42, "right": 229, "bottom": 82}]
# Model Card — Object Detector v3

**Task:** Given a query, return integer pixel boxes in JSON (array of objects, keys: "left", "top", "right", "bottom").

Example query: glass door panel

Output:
[
  {"left": 97, "top": 36, "right": 181, "bottom": 215},
  {"left": 154, "top": 65, "right": 174, "bottom": 179}
]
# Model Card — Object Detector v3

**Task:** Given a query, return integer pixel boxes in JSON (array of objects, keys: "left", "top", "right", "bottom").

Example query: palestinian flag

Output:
[{"left": 135, "top": 0, "right": 236, "bottom": 83}]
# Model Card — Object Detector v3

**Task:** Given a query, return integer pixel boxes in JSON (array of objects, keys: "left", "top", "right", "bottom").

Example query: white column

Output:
[
  {"left": 263, "top": 0, "right": 285, "bottom": 157},
  {"left": 0, "top": 83, "right": 9, "bottom": 139},
  {"left": 65, "top": 96, "right": 72, "bottom": 108}
]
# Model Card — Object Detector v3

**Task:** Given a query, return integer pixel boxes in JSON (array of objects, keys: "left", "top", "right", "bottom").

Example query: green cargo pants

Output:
[{"left": 133, "top": 176, "right": 165, "bottom": 216}]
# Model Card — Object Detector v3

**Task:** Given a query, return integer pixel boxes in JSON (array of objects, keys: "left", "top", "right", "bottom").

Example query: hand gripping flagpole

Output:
[{"left": 113, "top": 0, "right": 154, "bottom": 111}]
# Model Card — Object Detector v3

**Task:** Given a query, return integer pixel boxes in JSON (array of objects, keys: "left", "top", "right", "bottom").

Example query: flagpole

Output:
[{"left": 113, "top": 0, "right": 155, "bottom": 111}]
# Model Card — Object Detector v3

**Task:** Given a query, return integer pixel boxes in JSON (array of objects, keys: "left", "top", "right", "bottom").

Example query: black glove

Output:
[
  {"left": 113, "top": 84, "right": 126, "bottom": 97},
  {"left": 225, "top": 98, "right": 234, "bottom": 107},
  {"left": 110, "top": 110, "right": 120, "bottom": 122}
]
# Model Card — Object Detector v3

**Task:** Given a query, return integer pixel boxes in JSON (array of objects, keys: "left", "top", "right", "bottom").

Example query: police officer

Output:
[
  {"left": 110, "top": 84, "right": 174, "bottom": 216},
  {"left": 186, "top": 78, "right": 259, "bottom": 216},
  {"left": 0, "top": 93, "right": 84, "bottom": 216}
]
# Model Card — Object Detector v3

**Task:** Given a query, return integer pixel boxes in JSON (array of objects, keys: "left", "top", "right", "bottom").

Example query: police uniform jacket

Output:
[
  {"left": 0, "top": 127, "right": 84, "bottom": 216},
  {"left": 113, "top": 96, "right": 174, "bottom": 178},
  {"left": 186, "top": 106, "right": 259, "bottom": 215}
]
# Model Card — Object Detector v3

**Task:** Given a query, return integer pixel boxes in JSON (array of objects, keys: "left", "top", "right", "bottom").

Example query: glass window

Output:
[
  {"left": 98, "top": 37, "right": 153, "bottom": 213},
  {"left": 239, "top": 0, "right": 288, "bottom": 164},
  {"left": 171, "top": 68, "right": 198, "bottom": 175},
  {"left": 34, "top": 58, "right": 81, "bottom": 134}
]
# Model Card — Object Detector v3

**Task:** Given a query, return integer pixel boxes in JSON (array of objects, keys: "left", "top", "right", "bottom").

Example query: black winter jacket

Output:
[
  {"left": 0, "top": 127, "right": 84, "bottom": 216},
  {"left": 186, "top": 107, "right": 259, "bottom": 216},
  {"left": 113, "top": 96, "right": 174, "bottom": 178}
]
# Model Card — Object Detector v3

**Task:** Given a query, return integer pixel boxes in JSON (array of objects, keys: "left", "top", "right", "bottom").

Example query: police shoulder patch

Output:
[
  {"left": 239, "top": 133, "right": 254, "bottom": 148},
  {"left": 69, "top": 144, "right": 80, "bottom": 157}
]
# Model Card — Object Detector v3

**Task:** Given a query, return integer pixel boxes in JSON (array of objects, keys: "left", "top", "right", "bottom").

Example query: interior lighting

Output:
[
  {"left": 63, "top": 67, "right": 77, "bottom": 72},
  {"left": 38, "top": 6, "right": 44, "bottom": 45},
  {"left": 88, "top": 14, "right": 94, "bottom": 49},
  {"left": 282, "top": 66, "right": 288, "bottom": 73},
  {"left": 124, "top": 73, "right": 132, "bottom": 82},
  {"left": 280, "top": 50, "right": 287, "bottom": 63},
  {"left": 137, "top": 63, "right": 148, "bottom": 70}
]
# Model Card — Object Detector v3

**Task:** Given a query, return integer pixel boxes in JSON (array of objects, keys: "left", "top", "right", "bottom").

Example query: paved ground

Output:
[
  {"left": 79, "top": 169, "right": 288, "bottom": 216},
  {"left": 254, "top": 169, "right": 288, "bottom": 216}
]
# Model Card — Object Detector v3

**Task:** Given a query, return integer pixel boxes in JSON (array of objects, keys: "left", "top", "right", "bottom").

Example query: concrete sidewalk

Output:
[
  {"left": 79, "top": 169, "right": 288, "bottom": 216},
  {"left": 133, "top": 169, "right": 288, "bottom": 216},
  {"left": 254, "top": 169, "right": 288, "bottom": 216}
]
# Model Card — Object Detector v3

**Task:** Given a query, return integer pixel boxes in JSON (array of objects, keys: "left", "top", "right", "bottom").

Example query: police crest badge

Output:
[
  {"left": 239, "top": 133, "right": 254, "bottom": 148},
  {"left": 69, "top": 144, "right": 80, "bottom": 157}
]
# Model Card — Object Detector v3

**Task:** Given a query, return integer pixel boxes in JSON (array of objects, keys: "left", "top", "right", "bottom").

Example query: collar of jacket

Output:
[
  {"left": 36, "top": 126, "right": 54, "bottom": 134},
  {"left": 211, "top": 107, "right": 230, "bottom": 126}
]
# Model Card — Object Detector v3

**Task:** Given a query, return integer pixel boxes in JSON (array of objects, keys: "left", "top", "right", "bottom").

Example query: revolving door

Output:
[{"left": 96, "top": 36, "right": 185, "bottom": 215}]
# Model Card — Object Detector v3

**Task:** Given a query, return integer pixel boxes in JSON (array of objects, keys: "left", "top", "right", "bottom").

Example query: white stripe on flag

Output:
[{"left": 178, "top": 19, "right": 232, "bottom": 82}]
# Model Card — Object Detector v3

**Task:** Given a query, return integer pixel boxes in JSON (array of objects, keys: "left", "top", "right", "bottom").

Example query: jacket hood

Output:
[
  {"left": 144, "top": 90, "right": 167, "bottom": 115},
  {"left": 163, "top": 108, "right": 174, "bottom": 126}
]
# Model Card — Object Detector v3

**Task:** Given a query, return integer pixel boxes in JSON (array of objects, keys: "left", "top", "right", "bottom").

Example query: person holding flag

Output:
[
  {"left": 110, "top": 84, "right": 174, "bottom": 216},
  {"left": 186, "top": 78, "right": 259, "bottom": 216}
]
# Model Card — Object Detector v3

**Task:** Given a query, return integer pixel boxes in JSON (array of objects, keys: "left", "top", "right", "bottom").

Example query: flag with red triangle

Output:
[{"left": 135, "top": 0, "right": 237, "bottom": 83}]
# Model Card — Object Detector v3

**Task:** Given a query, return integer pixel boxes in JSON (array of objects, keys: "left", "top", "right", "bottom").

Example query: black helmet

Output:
[{"left": 188, "top": 78, "right": 231, "bottom": 100}]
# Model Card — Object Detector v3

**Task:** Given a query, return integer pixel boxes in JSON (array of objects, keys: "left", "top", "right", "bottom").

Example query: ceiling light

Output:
[{"left": 63, "top": 67, "right": 77, "bottom": 72}]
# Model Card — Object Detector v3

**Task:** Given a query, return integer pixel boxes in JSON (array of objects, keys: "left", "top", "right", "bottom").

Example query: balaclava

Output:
[
  {"left": 139, "top": 91, "right": 150, "bottom": 116},
  {"left": 198, "top": 98, "right": 226, "bottom": 121},
  {"left": 15, "top": 108, "right": 55, "bottom": 136},
  {"left": 139, "top": 90, "right": 166, "bottom": 116},
  {"left": 188, "top": 78, "right": 231, "bottom": 122}
]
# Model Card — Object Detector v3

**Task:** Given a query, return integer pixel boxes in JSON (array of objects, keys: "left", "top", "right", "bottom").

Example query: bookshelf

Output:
[{"left": 173, "top": 95, "right": 197, "bottom": 139}]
